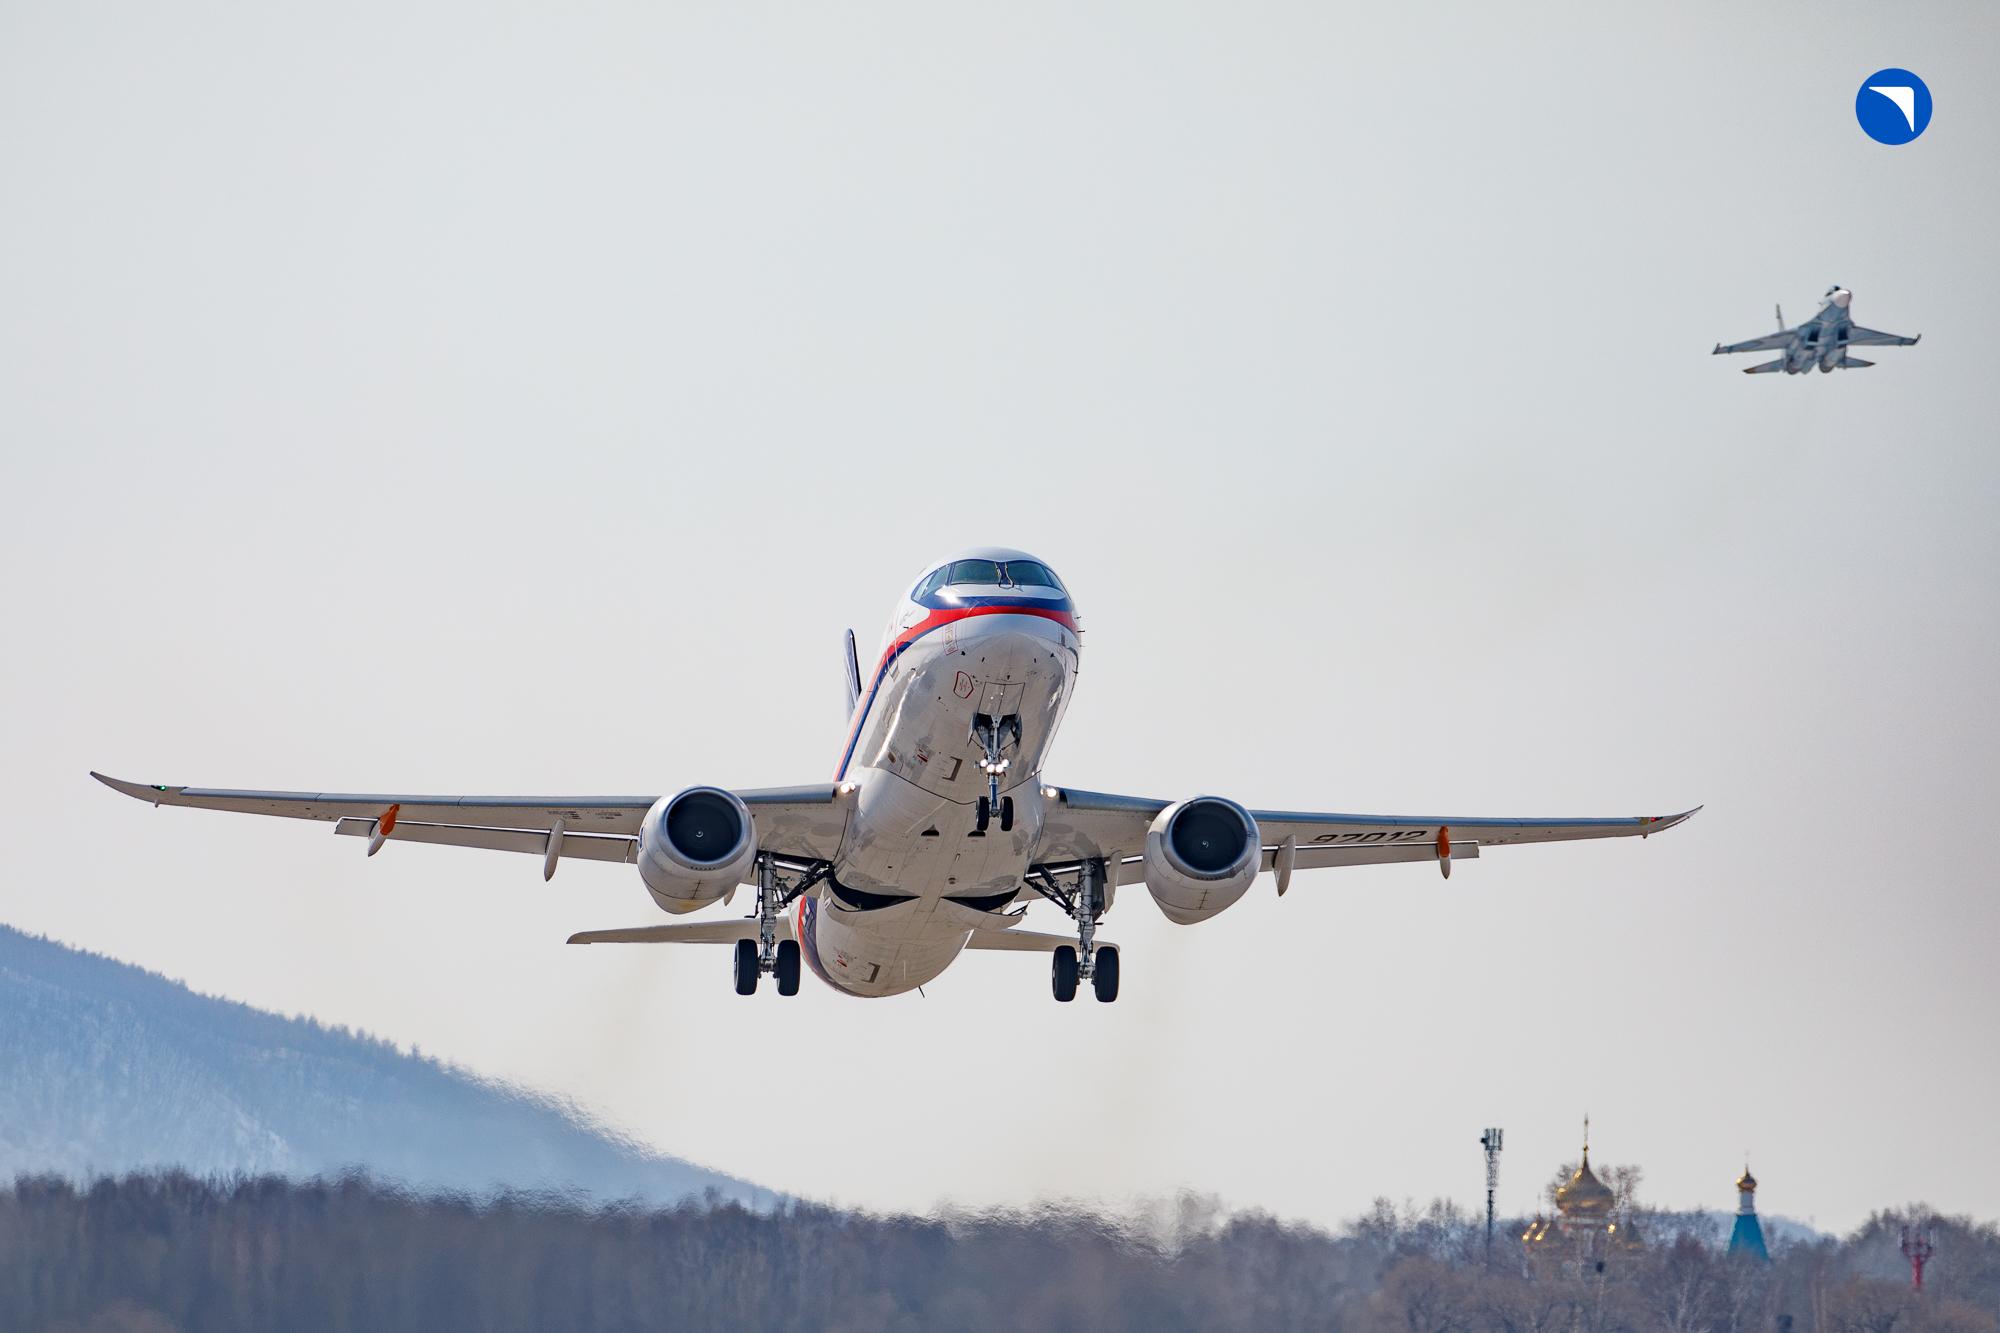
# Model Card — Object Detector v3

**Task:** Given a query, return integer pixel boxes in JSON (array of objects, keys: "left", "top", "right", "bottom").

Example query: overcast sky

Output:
[{"left": 4, "top": 1, "right": 1996, "bottom": 1233}]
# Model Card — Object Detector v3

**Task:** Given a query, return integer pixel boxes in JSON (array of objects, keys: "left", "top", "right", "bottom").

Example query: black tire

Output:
[
  {"left": 775, "top": 939, "right": 801, "bottom": 996},
  {"left": 1051, "top": 945, "right": 1079, "bottom": 1002},
  {"left": 1092, "top": 945, "right": 1120, "bottom": 1003},
  {"left": 733, "top": 939, "right": 759, "bottom": 996},
  {"left": 974, "top": 797, "right": 990, "bottom": 833},
  {"left": 999, "top": 796, "right": 1015, "bottom": 832}
]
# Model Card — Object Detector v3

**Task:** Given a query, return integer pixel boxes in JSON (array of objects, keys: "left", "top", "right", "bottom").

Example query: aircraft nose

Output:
[{"left": 1830, "top": 288, "right": 1852, "bottom": 308}]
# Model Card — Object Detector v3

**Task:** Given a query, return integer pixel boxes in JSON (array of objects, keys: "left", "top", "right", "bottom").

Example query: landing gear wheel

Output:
[
  {"left": 1051, "top": 945, "right": 1079, "bottom": 1002},
  {"left": 1092, "top": 945, "right": 1119, "bottom": 1003},
  {"left": 999, "top": 796, "right": 1015, "bottom": 832},
  {"left": 774, "top": 939, "right": 801, "bottom": 996},
  {"left": 974, "top": 797, "right": 990, "bottom": 834},
  {"left": 733, "top": 938, "right": 759, "bottom": 996}
]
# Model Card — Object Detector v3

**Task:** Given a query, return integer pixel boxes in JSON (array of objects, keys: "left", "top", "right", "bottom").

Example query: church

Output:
[
  {"left": 1519, "top": 1125, "right": 1771, "bottom": 1270},
  {"left": 1520, "top": 1128, "right": 1644, "bottom": 1272}
]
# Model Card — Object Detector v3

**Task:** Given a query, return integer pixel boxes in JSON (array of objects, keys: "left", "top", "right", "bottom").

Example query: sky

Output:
[{"left": 3, "top": 1, "right": 1997, "bottom": 1234}]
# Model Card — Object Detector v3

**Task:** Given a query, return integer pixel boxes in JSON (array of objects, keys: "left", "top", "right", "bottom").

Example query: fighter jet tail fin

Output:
[
  {"left": 1743, "top": 358, "right": 1787, "bottom": 375},
  {"left": 1837, "top": 356, "right": 1876, "bottom": 370},
  {"left": 1775, "top": 303, "right": 1785, "bottom": 330}
]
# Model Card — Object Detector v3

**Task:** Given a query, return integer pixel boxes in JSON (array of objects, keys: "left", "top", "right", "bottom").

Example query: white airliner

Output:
[{"left": 96, "top": 548, "right": 1697, "bottom": 1002}]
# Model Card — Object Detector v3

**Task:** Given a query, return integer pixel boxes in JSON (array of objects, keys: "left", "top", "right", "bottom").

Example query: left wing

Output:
[
  {"left": 1038, "top": 786, "right": 1697, "bottom": 878},
  {"left": 1712, "top": 331, "right": 1793, "bottom": 355},
  {"left": 1844, "top": 326, "right": 1920, "bottom": 347},
  {"left": 90, "top": 772, "right": 851, "bottom": 876}
]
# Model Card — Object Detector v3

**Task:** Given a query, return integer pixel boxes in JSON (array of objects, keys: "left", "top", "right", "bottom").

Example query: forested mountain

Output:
[
  {"left": 2, "top": 1175, "right": 1994, "bottom": 1333},
  {"left": 0, "top": 925, "right": 766, "bottom": 1207}
]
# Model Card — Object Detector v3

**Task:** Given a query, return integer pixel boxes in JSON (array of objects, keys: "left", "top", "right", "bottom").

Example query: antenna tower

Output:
[
  {"left": 1480, "top": 1127, "right": 1504, "bottom": 1258},
  {"left": 1902, "top": 1223, "right": 1936, "bottom": 1292}
]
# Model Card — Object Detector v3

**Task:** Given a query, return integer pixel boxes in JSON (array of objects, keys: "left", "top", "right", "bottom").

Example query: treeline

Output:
[{"left": 1, "top": 1173, "right": 1995, "bottom": 1333}]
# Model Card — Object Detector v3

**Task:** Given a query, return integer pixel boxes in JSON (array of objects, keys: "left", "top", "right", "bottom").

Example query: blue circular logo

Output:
[{"left": 1855, "top": 68, "right": 1931, "bottom": 144}]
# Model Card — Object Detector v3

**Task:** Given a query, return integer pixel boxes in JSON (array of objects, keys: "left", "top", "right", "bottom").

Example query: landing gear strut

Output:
[
  {"left": 970, "top": 714, "right": 1020, "bottom": 835},
  {"left": 735, "top": 854, "right": 828, "bottom": 997},
  {"left": 1028, "top": 857, "right": 1118, "bottom": 1003}
]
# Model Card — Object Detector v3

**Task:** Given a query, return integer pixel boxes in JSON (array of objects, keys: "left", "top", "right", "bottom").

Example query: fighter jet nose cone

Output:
[{"left": 1831, "top": 289, "right": 1852, "bottom": 308}]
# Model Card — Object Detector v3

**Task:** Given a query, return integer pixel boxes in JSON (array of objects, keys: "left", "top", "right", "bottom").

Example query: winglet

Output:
[
  {"left": 91, "top": 772, "right": 182, "bottom": 806},
  {"left": 1639, "top": 806, "right": 1702, "bottom": 837}
]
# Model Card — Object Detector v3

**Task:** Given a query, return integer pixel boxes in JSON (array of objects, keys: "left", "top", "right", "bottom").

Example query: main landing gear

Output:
[
  {"left": 1027, "top": 857, "right": 1119, "bottom": 1003},
  {"left": 734, "top": 854, "right": 827, "bottom": 997},
  {"left": 969, "top": 714, "right": 1020, "bottom": 836}
]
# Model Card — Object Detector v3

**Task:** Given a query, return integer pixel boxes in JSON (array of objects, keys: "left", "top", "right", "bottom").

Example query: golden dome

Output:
[
  {"left": 1736, "top": 1166, "right": 1758, "bottom": 1193},
  {"left": 1556, "top": 1150, "right": 1617, "bottom": 1217}
]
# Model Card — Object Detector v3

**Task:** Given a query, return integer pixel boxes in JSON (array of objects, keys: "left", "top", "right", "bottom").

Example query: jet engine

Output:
[
  {"left": 1143, "top": 796, "right": 1261, "bottom": 925},
  {"left": 638, "top": 787, "right": 757, "bottom": 914}
]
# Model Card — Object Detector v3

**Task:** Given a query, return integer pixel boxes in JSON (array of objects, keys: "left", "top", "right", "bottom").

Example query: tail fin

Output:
[
  {"left": 842, "top": 628, "right": 862, "bottom": 717},
  {"left": 1837, "top": 355, "right": 1875, "bottom": 369},
  {"left": 1743, "top": 358, "right": 1787, "bottom": 375}
]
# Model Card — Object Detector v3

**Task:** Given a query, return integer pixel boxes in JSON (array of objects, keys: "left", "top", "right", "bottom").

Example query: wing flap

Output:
[{"left": 331, "top": 817, "right": 637, "bottom": 864}]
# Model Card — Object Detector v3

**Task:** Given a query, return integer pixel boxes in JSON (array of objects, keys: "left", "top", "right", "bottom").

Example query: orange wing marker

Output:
[
  {"left": 367, "top": 803, "right": 401, "bottom": 857},
  {"left": 1436, "top": 825, "right": 1452, "bottom": 880}
]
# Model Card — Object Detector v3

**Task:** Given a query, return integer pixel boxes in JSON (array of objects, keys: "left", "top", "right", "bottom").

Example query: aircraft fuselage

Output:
[{"left": 798, "top": 572, "right": 1081, "bottom": 996}]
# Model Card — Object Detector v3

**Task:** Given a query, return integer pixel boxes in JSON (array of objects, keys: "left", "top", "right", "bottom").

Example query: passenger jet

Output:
[{"left": 96, "top": 548, "right": 1697, "bottom": 1002}]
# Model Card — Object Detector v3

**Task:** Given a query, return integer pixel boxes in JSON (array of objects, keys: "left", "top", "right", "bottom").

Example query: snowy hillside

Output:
[{"left": 0, "top": 925, "right": 769, "bottom": 1206}]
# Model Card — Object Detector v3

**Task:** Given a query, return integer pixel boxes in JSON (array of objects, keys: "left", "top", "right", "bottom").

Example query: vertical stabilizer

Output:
[{"left": 842, "top": 629, "right": 862, "bottom": 717}]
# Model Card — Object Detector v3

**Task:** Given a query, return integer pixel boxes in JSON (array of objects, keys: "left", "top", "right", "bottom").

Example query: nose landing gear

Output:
[{"left": 970, "top": 714, "right": 1021, "bottom": 835}]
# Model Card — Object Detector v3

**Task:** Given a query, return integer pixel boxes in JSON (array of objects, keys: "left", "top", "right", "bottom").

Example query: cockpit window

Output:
[
  {"left": 916, "top": 558, "right": 1068, "bottom": 598},
  {"left": 1005, "top": 561, "right": 1063, "bottom": 591},
  {"left": 947, "top": 559, "right": 1005, "bottom": 585}
]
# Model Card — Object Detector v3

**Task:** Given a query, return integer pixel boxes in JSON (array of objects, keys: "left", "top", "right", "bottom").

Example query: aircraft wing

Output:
[
  {"left": 1712, "top": 331, "right": 1793, "bottom": 355},
  {"left": 1038, "top": 786, "right": 1697, "bottom": 878},
  {"left": 90, "top": 772, "right": 851, "bottom": 877},
  {"left": 1845, "top": 326, "right": 1920, "bottom": 347}
]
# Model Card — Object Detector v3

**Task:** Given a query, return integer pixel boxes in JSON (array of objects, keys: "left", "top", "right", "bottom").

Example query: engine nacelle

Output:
[
  {"left": 638, "top": 787, "right": 757, "bottom": 914},
  {"left": 1144, "top": 796, "right": 1261, "bottom": 925}
]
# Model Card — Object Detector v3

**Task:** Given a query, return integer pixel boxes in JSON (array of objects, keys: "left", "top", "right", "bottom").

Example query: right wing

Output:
[
  {"left": 91, "top": 772, "right": 852, "bottom": 879},
  {"left": 1712, "top": 331, "right": 1794, "bottom": 355},
  {"left": 1038, "top": 786, "right": 1698, "bottom": 881},
  {"left": 1845, "top": 325, "right": 1920, "bottom": 347}
]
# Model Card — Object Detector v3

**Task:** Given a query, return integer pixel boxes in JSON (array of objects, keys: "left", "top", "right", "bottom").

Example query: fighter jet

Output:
[{"left": 1712, "top": 286, "right": 1919, "bottom": 374}]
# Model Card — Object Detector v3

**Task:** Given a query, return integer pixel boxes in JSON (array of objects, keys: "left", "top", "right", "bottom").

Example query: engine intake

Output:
[
  {"left": 638, "top": 787, "right": 756, "bottom": 914},
  {"left": 1144, "top": 796, "right": 1261, "bottom": 925}
]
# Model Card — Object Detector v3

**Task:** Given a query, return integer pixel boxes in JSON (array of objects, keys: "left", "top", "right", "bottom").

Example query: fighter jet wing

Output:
[
  {"left": 1712, "top": 331, "right": 1793, "bottom": 355},
  {"left": 1845, "top": 326, "right": 1920, "bottom": 347}
]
